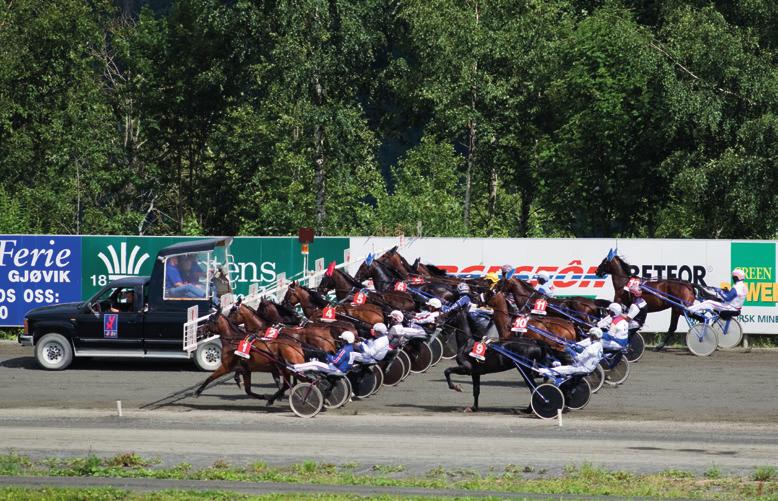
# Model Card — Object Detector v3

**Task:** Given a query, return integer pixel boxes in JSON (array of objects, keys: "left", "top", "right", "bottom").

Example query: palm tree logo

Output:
[{"left": 97, "top": 242, "right": 151, "bottom": 280}]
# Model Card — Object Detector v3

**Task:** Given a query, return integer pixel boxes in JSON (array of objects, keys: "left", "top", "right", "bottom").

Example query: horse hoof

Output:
[
  {"left": 653, "top": 344, "right": 666, "bottom": 352},
  {"left": 464, "top": 406, "right": 477, "bottom": 413},
  {"left": 451, "top": 384, "right": 463, "bottom": 393}
]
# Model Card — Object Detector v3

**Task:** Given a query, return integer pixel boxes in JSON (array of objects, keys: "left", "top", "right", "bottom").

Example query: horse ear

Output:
[{"left": 236, "top": 295, "right": 243, "bottom": 305}]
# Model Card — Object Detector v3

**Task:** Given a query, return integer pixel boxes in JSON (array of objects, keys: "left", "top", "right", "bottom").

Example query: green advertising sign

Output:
[
  {"left": 730, "top": 242, "right": 776, "bottom": 306},
  {"left": 81, "top": 236, "right": 349, "bottom": 299}
]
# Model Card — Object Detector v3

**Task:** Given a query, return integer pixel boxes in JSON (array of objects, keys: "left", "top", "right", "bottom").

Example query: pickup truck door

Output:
[
  {"left": 143, "top": 299, "right": 210, "bottom": 352},
  {"left": 74, "top": 286, "right": 143, "bottom": 351}
]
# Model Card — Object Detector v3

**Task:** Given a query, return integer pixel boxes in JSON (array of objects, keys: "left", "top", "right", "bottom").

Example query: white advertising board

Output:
[{"left": 349, "top": 237, "right": 778, "bottom": 334}]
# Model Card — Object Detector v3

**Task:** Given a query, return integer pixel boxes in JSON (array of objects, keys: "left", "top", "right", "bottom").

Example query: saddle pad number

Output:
[
  {"left": 352, "top": 291, "right": 367, "bottom": 305},
  {"left": 624, "top": 277, "right": 641, "bottom": 291},
  {"left": 511, "top": 315, "right": 529, "bottom": 333},
  {"left": 262, "top": 327, "right": 279, "bottom": 341},
  {"left": 394, "top": 281, "right": 408, "bottom": 292},
  {"left": 235, "top": 336, "right": 253, "bottom": 359},
  {"left": 469, "top": 341, "right": 487, "bottom": 361},
  {"left": 321, "top": 305, "right": 337, "bottom": 322},
  {"left": 409, "top": 276, "right": 425, "bottom": 285},
  {"left": 531, "top": 299, "right": 548, "bottom": 315}
]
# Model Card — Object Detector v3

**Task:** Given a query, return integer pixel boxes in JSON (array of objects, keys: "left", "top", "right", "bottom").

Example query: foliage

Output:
[{"left": 0, "top": 0, "right": 776, "bottom": 238}]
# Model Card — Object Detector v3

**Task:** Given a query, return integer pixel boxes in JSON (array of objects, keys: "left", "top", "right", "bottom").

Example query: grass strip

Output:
[{"left": 1, "top": 452, "right": 777, "bottom": 500}]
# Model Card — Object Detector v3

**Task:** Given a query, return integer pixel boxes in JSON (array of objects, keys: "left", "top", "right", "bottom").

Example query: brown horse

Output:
[
  {"left": 317, "top": 267, "right": 416, "bottom": 312},
  {"left": 498, "top": 277, "right": 601, "bottom": 323},
  {"left": 595, "top": 251, "right": 697, "bottom": 349},
  {"left": 283, "top": 282, "right": 385, "bottom": 327},
  {"left": 193, "top": 309, "right": 304, "bottom": 405},
  {"left": 486, "top": 291, "right": 578, "bottom": 353},
  {"left": 229, "top": 301, "right": 337, "bottom": 353}
]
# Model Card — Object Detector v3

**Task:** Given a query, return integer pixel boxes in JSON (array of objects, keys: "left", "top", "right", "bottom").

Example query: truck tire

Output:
[
  {"left": 194, "top": 340, "right": 222, "bottom": 372},
  {"left": 35, "top": 333, "right": 74, "bottom": 370}
]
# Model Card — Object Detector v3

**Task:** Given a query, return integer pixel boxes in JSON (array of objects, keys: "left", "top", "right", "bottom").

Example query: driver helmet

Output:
[
  {"left": 339, "top": 331, "right": 356, "bottom": 344},
  {"left": 629, "top": 285, "right": 642, "bottom": 297},
  {"left": 536, "top": 272, "right": 550, "bottom": 283},
  {"left": 731, "top": 268, "right": 745, "bottom": 281},
  {"left": 426, "top": 298, "right": 442, "bottom": 309},
  {"left": 608, "top": 303, "right": 623, "bottom": 316},
  {"left": 371, "top": 323, "right": 387, "bottom": 336},
  {"left": 457, "top": 282, "right": 471, "bottom": 294},
  {"left": 388, "top": 310, "right": 404, "bottom": 324},
  {"left": 484, "top": 272, "right": 500, "bottom": 284},
  {"left": 588, "top": 327, "right": 603, "bottom": 339}
]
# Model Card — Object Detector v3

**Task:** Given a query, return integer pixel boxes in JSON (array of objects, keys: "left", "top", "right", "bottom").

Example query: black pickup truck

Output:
[{"left": 19, "top": 237, "right": 232, "bottom": 371}]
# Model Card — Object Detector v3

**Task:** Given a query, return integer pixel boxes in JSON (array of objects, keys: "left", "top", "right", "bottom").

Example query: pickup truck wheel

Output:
[
  {"left": 35, "top": 333, "right": 74, "bottom": 370},
  {"left": 194, "top": 340, "right": 222, "bottom": 372}
]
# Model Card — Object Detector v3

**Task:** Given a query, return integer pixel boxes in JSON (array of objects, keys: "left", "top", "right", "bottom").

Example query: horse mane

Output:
[
  {"left": 301, "top": 285, "right": 330, "bottom": 307},
  {"left": 614, "top": 255, "right": 631, "bottom": 276},
  {"left": 269, "top": 299, "right": 301, "bottom": 320},
  {"left": 424, "top": 263, "right": 449, "bottom": 276},
  {"left": 336, "top": 268, "right": 363, "bottom": 288}
]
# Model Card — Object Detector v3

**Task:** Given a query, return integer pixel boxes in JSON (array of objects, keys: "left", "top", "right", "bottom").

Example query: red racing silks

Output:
[
  {"left": 352, "top": 291, "right": 367, "bottom": 305},
  {"left": 469, "top": 341, "right": 487, "bottom": 361},
  {"left": 624, "top": 276, "right": 641, "bottom": 291},
  {"left": 394, "top": 281, "right": 408, "bottom": 292},
  {"left": 262, "top": 327, "right": 279, "bottom": 340},
  {"left": 234, "top": 336, "right": 253, "bottom": 359},
  {"left": 511, "top": 315, "right": 528, "bottom": 333},
  {"left": 321, "top": 305, "right": 337, "bottom": 322},
  {"left": 531, "top": 298, "right": 548, "bottom": 315}
]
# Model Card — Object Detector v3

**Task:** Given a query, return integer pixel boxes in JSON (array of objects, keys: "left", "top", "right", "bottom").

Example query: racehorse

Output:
[
  {"left": 498, "top": 277, "right": 601, "bottom": 322},
  {"left": 485, "top": 290, "right": 578, "bottom": 353},
  {"left": 317, "top": 267, "right": 416, "bottom": 312},
  {"left": 282, "top": 282, "right": 384, "bottom": 328},
  {"left": 194, "top": 308, "right": 303, "bottom": 405},
  {"left": 229, "top": 301, "right": 337, "bottom": 353},
  {"left": 595, "top": 251, "right": 697, "bottom": 349},
  {"left": 440, "top": 296, "right": 544, "bottom": 412}
]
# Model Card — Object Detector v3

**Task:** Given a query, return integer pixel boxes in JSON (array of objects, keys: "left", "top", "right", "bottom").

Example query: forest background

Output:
[{"left": 1, "top": 0, "right": 776, "bottom": 239}]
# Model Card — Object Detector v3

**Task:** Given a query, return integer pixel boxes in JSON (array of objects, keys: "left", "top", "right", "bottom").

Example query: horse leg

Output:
[
  {"left": 240, "top": 369, "right": 269, "bottom": 400},
  {"left": 194, "top": 358, "right": 234, "bottom": 398},
  {"left": 266, "top": 369, "right": 289, "bottom": 407},
  {"left": 465, "top": 374, "right": 481, "bottom": 413},
  {"left": 444, "top": 365, "right": 470, "bottom": 392},
  {"left": 655, "top": 308, "right": 680, "bottom": 351}
]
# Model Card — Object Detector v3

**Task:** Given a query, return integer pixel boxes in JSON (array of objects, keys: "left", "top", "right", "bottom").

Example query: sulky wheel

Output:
[
  {"left": 382, "top": 356, "right": 405, "bottom": 386},
  {"left": 561, "top": 378, "right": 592, "bottom": 411},
  {"left": 714, "top": 318, "right": 743, "bottom": 350},
  {"left": 322, "top": 376, "right": 351, "bottom": 409},
  {"left": 369, "top": 365, "right": 384, "bottom": 396},
  {"left": 530, "top": 383, "right": 565, "bottom": 420},
  {"left": 441, "top": 331, "right": 458, "bottom": 359},
  {"left": 289, "top": 383, "right": 324, "bottom": 418},
  {"left": 428, "top": 336, "right": 444, "bottom": 366},
  {"left": 603, "top": 357, "right": 630, "bottom": 386},
  {"left": 625, "top": 332, "right": 645, "bottom": 362},
  {"left": 585, "top": 364, "right": 605, "bottom": 394},
  {"left": 407, "top": 340, "right": 433, "bottom": 374},
  {"left": 349, "top": 367, "right": 377, "bottom": 399},
  {"left": 398, "top": 350, "right": 413, "bottom": 380},
  {"left": 686, "top": 324, "right": 718, "bottom": 357}
]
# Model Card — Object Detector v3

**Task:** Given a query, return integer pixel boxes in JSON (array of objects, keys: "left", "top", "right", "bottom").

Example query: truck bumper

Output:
[{"left": 18, "top": 334, "right": 33, "bottom": 347}]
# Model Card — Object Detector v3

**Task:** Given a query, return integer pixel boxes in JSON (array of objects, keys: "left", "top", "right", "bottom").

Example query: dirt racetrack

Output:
[{"left": 1, "top": 341, "right": 777, "bottom": 475}]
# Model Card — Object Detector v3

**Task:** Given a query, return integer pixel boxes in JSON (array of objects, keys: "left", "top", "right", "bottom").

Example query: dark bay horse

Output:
[
  {"left": 229, "top": 301, "right": 337, "bottom": 353},
  {"left": 283, "top": 282, "right": 384, "bottom": 328},
  {"left": 596, "top": 251, "right": 696, "bottom": 349},
  {"left": 317, "top": 267, "right": 416, "bottom": 312},
  {"left": 485, "top": 290, "right": 578, "bottom": 354},
  {"left": 194, "top": 309, "right": 304, "bottom": 405},
  {"left": 498, "top": 277, "right": 601, "bottom": 322},
  {"left": 441, "top": 293, "right": 544, "bottom": 412}
]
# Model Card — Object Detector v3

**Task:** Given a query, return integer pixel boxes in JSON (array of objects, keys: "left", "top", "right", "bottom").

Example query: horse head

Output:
[{"left": 317, "top": 272, "right": 335, "bottom": 295}]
